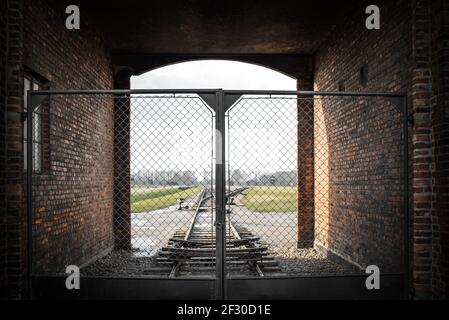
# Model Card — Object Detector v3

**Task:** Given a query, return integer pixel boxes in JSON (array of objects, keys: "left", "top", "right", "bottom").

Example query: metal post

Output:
[
  {"left": 403, "top": 95, "right": 410, "bottom": 300},
  {"left": 26, "top": 91, "right": 34, "bottom": 299},
  {"left": 215, "top": 89, "right": 227, "bottom": 300}
]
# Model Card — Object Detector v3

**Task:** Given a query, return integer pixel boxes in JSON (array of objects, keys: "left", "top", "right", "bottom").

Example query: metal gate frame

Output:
[{"left": 26, "top": 89, "right": 409, "bottom": 300}]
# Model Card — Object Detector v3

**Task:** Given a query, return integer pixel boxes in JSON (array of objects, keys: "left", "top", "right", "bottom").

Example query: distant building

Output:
[
  {"left": 230, "top": 169, "right": 248, "bottom": 185},
  {"left": 259, "top": 171, "right": 297, "bottom": 186},
  {"left": 153, "top": 171, "right": 198, "bottom": 186}
]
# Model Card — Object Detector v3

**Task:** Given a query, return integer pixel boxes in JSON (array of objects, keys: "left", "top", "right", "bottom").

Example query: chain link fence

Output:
[
  {"left": 28, "top": 90, "right": 406, "bottom": 282},
  {"left": 225, "top": 95, "right": 405, "bottom": 277}
]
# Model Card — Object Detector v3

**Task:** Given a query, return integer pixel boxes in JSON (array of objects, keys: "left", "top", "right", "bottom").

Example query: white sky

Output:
[
  {"left": 131, "top": 60, "right": 296, "bottom": 90},
  {"left": 130, "top": 60, "right": 297, "bottom": 181}
]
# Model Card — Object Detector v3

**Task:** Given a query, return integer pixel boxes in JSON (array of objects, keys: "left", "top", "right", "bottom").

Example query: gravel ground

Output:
[
  {"left": 81, "top": 247, "right": 359, "bottom": 277},
  {"left": 81, "top": 250, "right": 163, "bottom": 277},
  {"left": 271, "top": 247, "right": 360, "bottom": 275}
]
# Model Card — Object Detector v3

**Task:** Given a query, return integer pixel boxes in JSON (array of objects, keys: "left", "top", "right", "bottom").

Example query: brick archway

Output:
[{"left": 1, "top": 0, "right": 448, "bottom": 299}]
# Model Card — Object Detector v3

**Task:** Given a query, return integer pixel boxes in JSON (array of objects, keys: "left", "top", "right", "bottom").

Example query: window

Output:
[{"left": 23, "top": 76, "right": 43, "bottom": 173}]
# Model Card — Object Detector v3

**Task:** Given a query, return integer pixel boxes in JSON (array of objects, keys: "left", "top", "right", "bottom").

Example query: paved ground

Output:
[
  {"left": 131, "top": 205, "right": 195, "bottom": 256},
  {"left": 130, "top": 191, "right": 205, "bottom": 256},
  {"left": 229, "top": 194, "right": 357, "bottom": 275},
  {"left": 230, "top": 194, "right": 297, "bottom": 250}
]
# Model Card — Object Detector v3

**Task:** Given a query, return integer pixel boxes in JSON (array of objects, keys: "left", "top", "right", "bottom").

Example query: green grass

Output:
[
  {"left": 131, "top": 186, "right": 181, "bottom": 203},
  {"left": 131, "top": 186, "right": 201, "bottom": 213},
  {"left": 241, "top": 186, "right": 297, "bottom": 212}
]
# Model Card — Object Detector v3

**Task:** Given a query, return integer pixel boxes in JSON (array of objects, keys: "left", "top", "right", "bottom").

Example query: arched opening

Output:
[
  {"left": 130, "top": 60, "right": 297, "bottom": 90},
  {"left": 126, "top": 60, "right": 313, "bottom": 277}
]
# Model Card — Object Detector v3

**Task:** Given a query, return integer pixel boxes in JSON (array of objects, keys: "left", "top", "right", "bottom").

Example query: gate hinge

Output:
[
  {"left": 21, "top": 112, "right": 27, "bottom": 122},
  {"left": 407, "top": 114, "right": 414, "bottom": 125}
]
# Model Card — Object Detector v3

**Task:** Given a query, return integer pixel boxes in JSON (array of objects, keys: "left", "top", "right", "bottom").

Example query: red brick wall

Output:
[
  {"left": 297, "top": 79, "right": 315, "bottom": 247},
  {"left": 313, "top": 0, "right": 449, "bottom": 299},
  {"left": 313, "top": 0, "right": 413, "bottom": 272},
  {"left": 1, "top": 0, "right": 114, "bottom": 296},
  {"left": 23, "top": 0, "right": 115, "bottom": 274},
  {"left": 113, "top": 72, "right": 132, "bottom": 249},
  {"left": 2, "top": 0, "right": 24, "bottom": 299},
  {"left": 411, "top": 0, "right": 434, "bottom": 299},
  {"left": 430, "top": 1, "right": 449, "bottom": 299},
  {"left": 0, "top": 0, "right": 8, "bottom": 298},
  {"left": 411, "top": 0, "right": 448, "bottom": 299}
]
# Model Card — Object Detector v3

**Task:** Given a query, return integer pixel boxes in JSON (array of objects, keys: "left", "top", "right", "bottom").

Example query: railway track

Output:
[{"left": 156, "top": 187, "right": 281, "bottom": 277}]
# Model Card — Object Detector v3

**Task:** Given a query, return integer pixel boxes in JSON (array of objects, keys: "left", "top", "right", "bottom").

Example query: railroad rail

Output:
[{"left": 156, "top": 187, "right": 281, "bottom": 277}]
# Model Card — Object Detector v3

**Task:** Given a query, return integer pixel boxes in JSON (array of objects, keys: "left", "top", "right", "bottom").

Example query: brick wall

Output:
[
  {"left": 430, "top": 0, "right": 449, "bottom": 299},
  {"left": 411, "top": 0, "right": 434, "bottom": 299},
  {"left": 113, "top": 71, "right": 132, "bottom": 249},
  {"left": 296, "top": 78, "right": 315, "bottom": 247},
  {"left": 411, "top": 0, "right": 449, "bottom": 299},
  {"left": 313, "top": 0, "right": 413, "bottom": 272},
  {"left": 0, "top": 0, "right": 8, "bottom": 297},
  {"left": 0, "top": 0, "right": 115, "bottom": 296},
  {"left": 3, "top": 0, "right": 24, "bottom": 299},
  {"left": 23, "top": 0, "right": 115, "bottom": 274}
]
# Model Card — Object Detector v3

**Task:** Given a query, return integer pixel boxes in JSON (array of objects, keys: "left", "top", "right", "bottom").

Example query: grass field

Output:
[
  {"left": 131, "top": 186, "right": 201, "bottom": 213},
  {"left": 241, "top": 186, "right": 297, "bottom": 212}
]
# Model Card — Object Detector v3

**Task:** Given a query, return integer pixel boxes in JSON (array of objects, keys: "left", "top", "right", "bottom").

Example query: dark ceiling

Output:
[{"left": 71, "top": 0, "right": 366, "bottom": 55}]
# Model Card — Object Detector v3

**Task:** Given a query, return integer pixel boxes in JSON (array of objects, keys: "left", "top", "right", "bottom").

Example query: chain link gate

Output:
[
  {"left": 222, "top": 92, "right": 408, "bottom": 299},
  {"left": 27, "top": 89, "right": 408, "bottom": 299}
]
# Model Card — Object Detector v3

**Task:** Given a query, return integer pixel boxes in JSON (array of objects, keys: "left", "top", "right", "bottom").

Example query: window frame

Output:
[{"left": 23, "top": 75, "right": 43, "bottom": 174}]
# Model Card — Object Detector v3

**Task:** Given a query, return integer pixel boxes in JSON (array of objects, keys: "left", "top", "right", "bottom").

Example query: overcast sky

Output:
[
  {"left": 130, "top": 60, "right": 297, "bottom": 180},
  {"left": 131, "top": 60, "right": 296, "bottom": 90}
]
